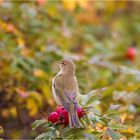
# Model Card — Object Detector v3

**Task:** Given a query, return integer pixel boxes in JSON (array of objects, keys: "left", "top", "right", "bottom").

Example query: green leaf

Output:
[
  {"left": 91, "top": 131, "right": 102, "bottom": 139},
  {"left": 106, "top": 128, "right": 121, "bottom": 140},
  {"left": 35, "top": 127, "right": 57, "bottom": 140},
  {"left": 89, "top": 107, "right": 101, "bottom": 115},
  {"left": 86, "top": 96, "right": 101, "bottom": 106},
  {"left": 90, "top": 114, "right": 105, "bottom": 125},
  {"left": 104, "top": 114, "right": 122, "bottom": 123},
  {"left": 108, "top": 123, "right": 127, "bottom": 130},
  {"left": 87, "top": 113, "right": 95, "bottom": 128},
  {"left": 79, "top": 88, "right": 105, "bottom": 106},
  {"left": 79, "top": 118, "right": 87, "bottom": 128},
  {"left": 119, "top": 66, "right": 140, "bottom": 81},
  {"left": 108, "top": 105, "right": 121, "bottom": 112},
  {"left": 35, "top": 133, "right": 51, "bottom": 140},
  {"left": 60, "top": 127, "right": 73, "bottom": 137},
  {"left": 84, "top": 114, "right": 91, "bottom": 126},
  {"left": 43, "top": 122, "right": 53, "bottom": 129},
  {"left": 32, "top": 119, "right": 47, "bottom": 130},
  {"left": 60, "top": 127, "right": 88, "bottom": 139}
]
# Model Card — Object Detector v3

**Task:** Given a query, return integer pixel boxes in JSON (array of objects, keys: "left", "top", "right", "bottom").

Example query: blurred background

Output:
[{"left": 0, "top": 0, "right": 140, "bottom": 139}]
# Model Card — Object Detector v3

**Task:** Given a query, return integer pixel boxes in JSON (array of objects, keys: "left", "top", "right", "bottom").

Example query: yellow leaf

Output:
[
  {"left": 27, "top": 98, "right": 38, "bottom": 116},
  {"left": 76, "top": 0, "right": 88, "bottom": 9},
  {"left": 29, "top": 91, "right": 43, "bottom": 107},
  {"left": 9, "top": 107, "right": 17, "bottom": 118},
  {"left": 121, "top": 126, "right": 134, "bottom": 134},
  {"left": 33, "top": 69, "right": 45, "bottom": 78},
  {"left": 62, "top": 0, "right": 77, "bottom": 11},
  {"left": 0, "top": 126, "right": 4, "bottom": 134},
  {"left": 117, "top": 1, "right": 126, "bottom": 9},
  {"left": 120, "top": 113, "right": 127, "bottom": 123},
  {"left": 26, "top": 91, "right": 43, "bottom": 116},
  {"left": 17, "top": 38, "right": 25, "bottom": 47},
  {"left": 30, "top": 107, "right": 38, "bottom": 117},
  {"left": 42, "top": 85, "right": 52, "bottom": 99},
  {"left": 105, "top": 0, "right": 115, "bottom": 13}
]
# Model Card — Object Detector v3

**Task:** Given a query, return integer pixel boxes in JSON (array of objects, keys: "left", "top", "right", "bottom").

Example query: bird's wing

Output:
[
  {"left": 53, "top": 83, "right": 78, "bottom": 111},
  {"left": 52, "top": 78, "right": 62, "bottom": 105}
]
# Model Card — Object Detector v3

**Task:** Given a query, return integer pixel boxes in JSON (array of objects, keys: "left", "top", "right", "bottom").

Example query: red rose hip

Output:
[
  {"left": 126, "top": 47, "right": 136, "bottom": 61},
  {"left": 57, "top": 106, "right": 69, "bottom": 124},
  {"left": 77, "top": 107, "right": 85, "bottom": 118},
  {"left": 48, "top": 112, "right": 60, "bottom": 123},
  {"left": 56, "top": 106, "right": 65, "bottom": 114},
  {"left": 62, "top": 109, "right": 69, "bottom": 124}
]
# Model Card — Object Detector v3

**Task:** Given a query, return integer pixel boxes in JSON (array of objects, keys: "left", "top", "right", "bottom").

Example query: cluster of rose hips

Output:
[{"left": 48, "top": 106, "right": 85, "bottom": 125}]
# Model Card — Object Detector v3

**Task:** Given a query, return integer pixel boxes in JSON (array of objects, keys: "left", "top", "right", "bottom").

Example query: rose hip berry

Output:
[
  {"left": 48, "top": 112, "right": 60, "bottom": 123},
  {"left": 126, "top": 47, "right": 136, "bottom": 61},
  {"left": 56, "top": 106, "right": 65, "bottom": 114},
  {"left": 77, "top": 107, "right": 85, "bottom": 118},
  {"left": 62, "top": 109, "right": 69, "bottom": 124},
  {"left": 56, "top": 106, "right": 69, "bottom": 124}
]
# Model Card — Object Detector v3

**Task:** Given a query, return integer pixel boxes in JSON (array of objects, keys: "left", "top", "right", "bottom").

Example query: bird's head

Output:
[{"left": 59, "top": 59, "right": 76, "bottom": 74}]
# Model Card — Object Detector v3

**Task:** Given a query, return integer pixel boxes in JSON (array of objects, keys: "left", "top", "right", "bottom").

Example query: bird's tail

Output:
[{"left": 69, "top": 110, "right": 81, "bottom": 128}]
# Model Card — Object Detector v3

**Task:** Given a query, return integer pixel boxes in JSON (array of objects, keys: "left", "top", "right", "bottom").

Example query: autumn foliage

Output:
[{"left": 0, "top": 0, "right": 140, "bottom": 139}]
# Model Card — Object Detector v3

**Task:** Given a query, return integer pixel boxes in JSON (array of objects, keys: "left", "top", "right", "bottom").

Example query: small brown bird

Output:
[{"left": 52, "top": 59, "right": 80, "bottom": 127}]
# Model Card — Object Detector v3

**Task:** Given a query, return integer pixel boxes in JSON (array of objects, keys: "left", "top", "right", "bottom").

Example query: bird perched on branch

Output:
[{"left": 52, "top": 59, "right": 81, "bottom": 127}]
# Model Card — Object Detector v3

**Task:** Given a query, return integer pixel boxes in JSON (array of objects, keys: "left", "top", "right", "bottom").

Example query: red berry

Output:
[
  {"left": 62, "top": 109, "right": 69, "bottom": 124},
  {"left": 48, "top": 112, "right": 60, "bottom": 123},
  {"left": 77, "top": 107, "right": 85, "bottom": 118},
  {"left": 57, "top": 106, "right": 69, "bottom": 124},
  {"left": 56, "top": 106, "right": 65, "bottom": 114},
  {"left": 126, "top": 47, "right": 136, "bottom": 61}
]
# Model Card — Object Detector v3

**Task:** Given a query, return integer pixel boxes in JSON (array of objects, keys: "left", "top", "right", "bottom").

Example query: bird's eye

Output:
[{"left": 61, "top": 62, "right": 66, "bottom": 65}]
